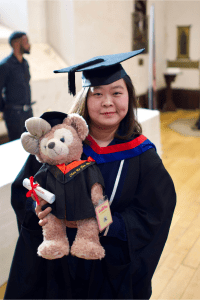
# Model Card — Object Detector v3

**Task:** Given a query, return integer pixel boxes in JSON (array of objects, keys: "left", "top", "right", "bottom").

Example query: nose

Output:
[
  {"left": 48, "top": 142, "right": 55, "bottom": 149},
  {"left": 102, "top": 95, "right": 113, "bottom": 106}
]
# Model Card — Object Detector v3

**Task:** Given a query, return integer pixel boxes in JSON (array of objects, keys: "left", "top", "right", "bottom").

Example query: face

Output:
[
  {"left": 39, "top": 125, "right": 83, "bottom": 165},
  {"left": 20, "top": 35, "right": 31, "bottom": 54},
  {"left": 87, "top": 79, "right": 129, "bottom": 131}
]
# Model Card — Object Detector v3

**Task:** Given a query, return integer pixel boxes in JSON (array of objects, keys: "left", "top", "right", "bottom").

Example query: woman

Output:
[{"left": 5, "top": 49, "right": 176, "bottom": 299}]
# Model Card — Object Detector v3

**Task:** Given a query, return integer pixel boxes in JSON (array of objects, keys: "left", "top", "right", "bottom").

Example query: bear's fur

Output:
[{"left": 21, "top": 113, "right": 105, "bottom": 260}]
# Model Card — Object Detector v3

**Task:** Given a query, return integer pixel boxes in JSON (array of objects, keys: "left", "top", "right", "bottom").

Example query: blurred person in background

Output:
[{"left": 0, "top": 31, "right": 35, "bottom": 142}]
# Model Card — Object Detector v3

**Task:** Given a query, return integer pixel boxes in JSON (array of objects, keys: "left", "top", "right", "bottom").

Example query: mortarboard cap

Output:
[
  {"left": 54, "top": 48, "right": 145, "bottom": 96},
  {"left": 40, "top": 111, "right": 67, "bottom": 127},
  {"left": 9, "top": 31, "right": 27, "bottom": 46}
]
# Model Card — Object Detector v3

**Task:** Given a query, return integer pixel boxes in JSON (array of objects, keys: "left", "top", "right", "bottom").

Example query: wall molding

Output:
[
  {"left": 138, "top": 88, "right": 200, "bottom": 110},
  {"left": 167, "top": 60, "right": 199, "bottom": 69}
]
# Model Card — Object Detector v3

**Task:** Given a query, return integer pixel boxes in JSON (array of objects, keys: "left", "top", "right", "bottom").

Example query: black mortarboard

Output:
[
  {"left": 54, "top": 48, "right": 145, "bottom": 96},
  {"left": 40, "top": 111, "right": 67, "bottom": 127},
  {"left": 9, "top": 31, "right": 27, "bottom": 46}
]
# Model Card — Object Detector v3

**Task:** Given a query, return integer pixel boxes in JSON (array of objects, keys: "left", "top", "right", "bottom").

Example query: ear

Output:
[
  {"left": 25, "top": 117, "right": 51, "bottom": 138},
  {"left": 21, "top": 132, "right": 40, "bottom": 155},
  {"left": 63, "top": 113, "right": 89, "bottom": 141}
]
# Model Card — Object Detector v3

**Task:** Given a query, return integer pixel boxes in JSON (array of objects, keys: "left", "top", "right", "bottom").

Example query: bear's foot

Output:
[
  {"left": 37, "top": 239, "right": 70, "bottom": 260},
  {"left": 71, "top": 238, "right": 105, "bottom": 260}
]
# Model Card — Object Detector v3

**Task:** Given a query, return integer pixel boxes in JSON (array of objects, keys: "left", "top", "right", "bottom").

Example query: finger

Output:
[
  {"left": 35, "top": 206, "right": 40, "bottom": 215},
  {"left": 70, "top": 224, "right": 77, "bottom": 228},
  {"left": 71, "top": 221, "right": 77, "bottom": 227},
  {"left": 31, "top": 194, "right": 43, "bottom": 203},
  {"left": 38, "top": 207, "right": 52, "bottom": 219},
  {"left": 37, "top": 200, "right": 48, "bottom": 213},
  {"left": 66, "top": 221, "right": 77, "bottom": 228},
  {"left": 31, "top": 194, "right": 36, "bottom": 201},
  {"left": 35, "top": 200, "right": 48, "bottom": 215},
  {"left": 38, "top": 218, "right": 48, "bottom": 226},
  {"left": 35, "top": 205, "right": 43, "bottom": 215}
]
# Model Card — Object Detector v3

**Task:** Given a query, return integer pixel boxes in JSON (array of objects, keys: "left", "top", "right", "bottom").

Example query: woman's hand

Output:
[
  {"left": 32, "top": 194, "right": 52, "bottom": 226},
  {"left": 31, "top": 194, "right": 77, "bottom": 228},
  {"left": 65, "top": 220, "right": 77, "bottom": 228}
]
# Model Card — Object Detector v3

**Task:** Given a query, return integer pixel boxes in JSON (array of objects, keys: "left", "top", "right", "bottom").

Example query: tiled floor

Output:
[
  {"left": 0, "top": 283, "right": 6, "bottom": 299},
  {"left": 1, "top": 109, "right": 200, "bottom": 299},
  {"left": 151, "top": 109, "right": 200, "bottom": 299}
]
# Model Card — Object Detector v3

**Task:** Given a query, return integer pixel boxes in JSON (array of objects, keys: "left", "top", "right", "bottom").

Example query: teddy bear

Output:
[{"left": 21, "top": 112, "right": 106, "bottom": 260}]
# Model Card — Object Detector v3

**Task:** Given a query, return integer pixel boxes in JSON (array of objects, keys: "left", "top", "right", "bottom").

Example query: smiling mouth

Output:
[
  {"left": 52, "top": 149, "right": 62, "bottom": 156},
  {"left": 102, "top": 112, "right": 116, "bottom": 115}
]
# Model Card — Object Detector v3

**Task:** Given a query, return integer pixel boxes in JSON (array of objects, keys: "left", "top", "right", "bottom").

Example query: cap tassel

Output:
[{"left": 68, "top": 70, "right": 76, "bottom": 96}]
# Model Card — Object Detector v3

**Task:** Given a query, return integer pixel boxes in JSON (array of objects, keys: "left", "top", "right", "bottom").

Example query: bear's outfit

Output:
[
  {"left": 34, "top": 159, "right": 104, "bottom": 220},
  {"left": 5, "top": 134, "right": 176, "bottom": 299}
]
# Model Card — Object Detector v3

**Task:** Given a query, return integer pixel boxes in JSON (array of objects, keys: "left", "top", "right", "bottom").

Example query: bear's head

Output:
[{"left": 21, "top": 113, "right": 89, "bottom": 165}]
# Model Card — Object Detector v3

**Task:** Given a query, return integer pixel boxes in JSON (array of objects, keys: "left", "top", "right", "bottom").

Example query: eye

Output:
[
  {"left": 94, "top": 93, "right": 102, "bottom": 96},
  {"left": 54, "top": 128, "right": 73, "bottom": 145}
]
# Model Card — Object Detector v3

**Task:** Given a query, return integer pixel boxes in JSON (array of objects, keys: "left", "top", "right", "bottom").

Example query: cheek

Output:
[
  {"left": 87, "top": 98, "right": 99, "bottom": 117},
  {"left": 118, "top": 95, "right": 129, "bottom": 114}
]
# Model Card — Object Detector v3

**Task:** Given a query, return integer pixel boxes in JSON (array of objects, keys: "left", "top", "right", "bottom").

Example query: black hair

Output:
[
  {"left": 9, "top": 31, "right": 26, "bottom": 46},
  {"left": 115, "top": 74, "right": 142, "bottom": 140}
]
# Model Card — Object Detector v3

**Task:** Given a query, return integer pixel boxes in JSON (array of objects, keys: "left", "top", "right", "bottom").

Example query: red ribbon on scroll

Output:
[{"left": 26, "top": 176, "right": 40, "bottom": 205}]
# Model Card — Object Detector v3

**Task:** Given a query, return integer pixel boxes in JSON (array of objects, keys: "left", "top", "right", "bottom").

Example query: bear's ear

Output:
[
  {"left": 25, "top": 117, "right": 51, "bottom": 138},
  {"left": 63, "top": 113, "right": 89, "bottom": 141},
  {"left": 21, "top": 132, "right": 40, "bottom": 154}
]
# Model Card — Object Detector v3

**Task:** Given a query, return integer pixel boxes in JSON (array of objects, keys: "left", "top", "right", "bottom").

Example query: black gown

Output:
[
  {"left": 4, "top": 134, "right": 176, "bottom": 299},
  {"left": 34, "top": 160, "right": 104, "bottom": 220}
]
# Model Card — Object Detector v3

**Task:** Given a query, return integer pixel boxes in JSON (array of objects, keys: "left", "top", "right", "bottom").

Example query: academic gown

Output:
[
  {"left": 34, "top": 160, "right": 105, "bottom": 220},
  {"left": 4, "top": 134, "right": 176, "bottom": 300}
]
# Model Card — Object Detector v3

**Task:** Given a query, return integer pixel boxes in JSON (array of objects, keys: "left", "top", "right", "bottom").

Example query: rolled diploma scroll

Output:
[{"left": 23, "top": 178, "right": 55, "bottom": 204}]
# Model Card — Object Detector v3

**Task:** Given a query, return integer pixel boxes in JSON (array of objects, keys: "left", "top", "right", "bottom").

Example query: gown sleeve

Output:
[
  {"left": 121, "top": 148, "right": 176, "bottom": 258},
  {"left": 11, "top": 154, "right": 42, "bottom": 224},
  {"left": 103, "top": 212, "right": 127, "bottom": 240}
]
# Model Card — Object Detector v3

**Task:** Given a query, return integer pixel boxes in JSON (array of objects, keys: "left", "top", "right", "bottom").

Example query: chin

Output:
[
  {"left": 101, "top": 116, "right": 122, "bottom": 125},
  {"left": 98, "top": 121, "right": 120, "bottom": 130}
]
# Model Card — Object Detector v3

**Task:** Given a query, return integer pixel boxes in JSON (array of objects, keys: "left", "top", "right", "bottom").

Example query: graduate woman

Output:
[{"left": 4, "top": 49, "right": 176, "bottom": 299}]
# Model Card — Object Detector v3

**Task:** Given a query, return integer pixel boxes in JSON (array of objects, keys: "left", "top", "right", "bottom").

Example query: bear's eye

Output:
[{"left": 54, "top": 129, "right": 73, "bottom": 145}]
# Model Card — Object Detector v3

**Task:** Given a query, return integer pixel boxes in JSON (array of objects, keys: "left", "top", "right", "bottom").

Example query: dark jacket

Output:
[{"left": 0, "top": 53, "right": 31, "bottom": 111}]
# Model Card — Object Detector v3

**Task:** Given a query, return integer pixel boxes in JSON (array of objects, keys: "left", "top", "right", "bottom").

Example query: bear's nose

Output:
[{"left": 48, "top": 142, "right": 55, "bottom": 149}]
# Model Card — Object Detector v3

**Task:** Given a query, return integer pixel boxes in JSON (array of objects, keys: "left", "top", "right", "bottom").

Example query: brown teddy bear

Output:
[{"left": 21, "top": 112, "right": 106, "bottom": 260}]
